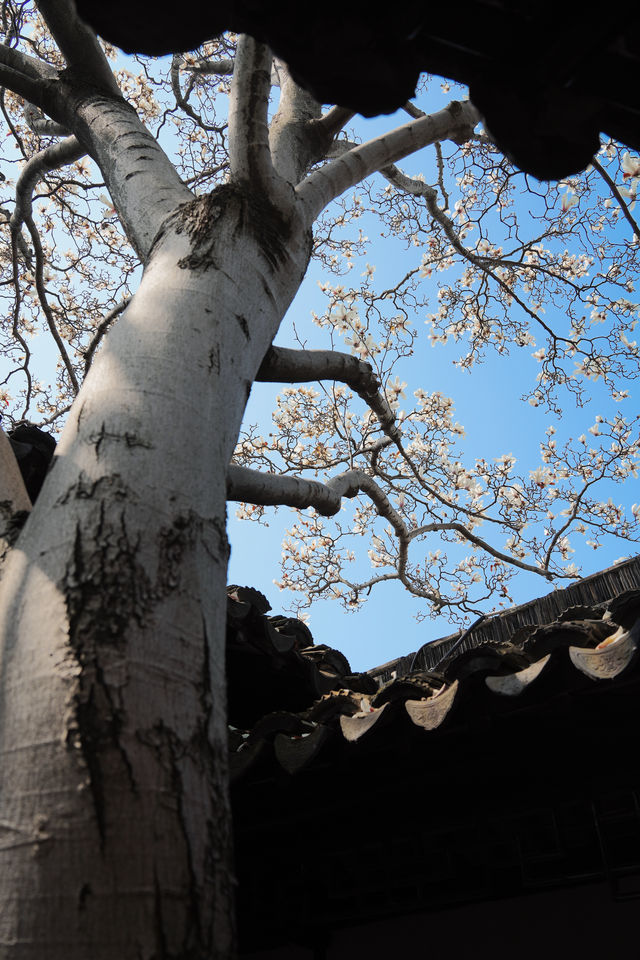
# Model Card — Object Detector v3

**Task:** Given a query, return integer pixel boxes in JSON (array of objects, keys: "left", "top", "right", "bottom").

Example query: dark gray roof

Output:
[{"left": 227, "top": 555, "right": 640, "bottom": 781}]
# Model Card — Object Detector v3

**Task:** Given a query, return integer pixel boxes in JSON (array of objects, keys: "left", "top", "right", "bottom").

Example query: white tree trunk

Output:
[
  {"left": 0, "top": 181, "right": 311, "bottom": 957},
  {"left": 0, "top": 23, "right": 475, "bottom": 951}
]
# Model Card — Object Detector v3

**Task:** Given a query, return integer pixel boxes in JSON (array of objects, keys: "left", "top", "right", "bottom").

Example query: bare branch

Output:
[
  {"left": 0, "top": 61, "right": 44, "bottom": 105},
  {"left": 256, "top": 345, "right": 400, "bottom": 440},
  {"left": 0, "top": 41, "right": 54, "bottom": 80},
  {"left": 181, "top": 57, "right": 234, "bottom": 76},
  {"left": 170, "top": 55, "right": 221, "bottom": 132},
  {"left": 591, "top": 155, "right": 640, "bottom": 242},
  {"left": 24, "top": 103, "right": 70, "bottom": 136},
  {"left": 315, "top": 106, "right": 355, "bottom": 140},
  {"left": 34, "top": 0, "right": 120, "bottom": 97},
  {"left": 402, "top": 101, "right": 425, "bottom": 120},
  {"left": 83, "top": 298, "right": 131, "bottom": 375},
  {"left": 408, "top": 520, "right": 557, "bottom": 579},
  {"left": 296, "top": 100, "right": 480, "bottom": 223},
  {"left": 380, "top": 162, "right": 572, "bottom": 346},
  {"left": 227, "top": 465, "right": 362, "bottom": 516},
  {"left": 10, "top": 136, "right": 85, "bottom": 234},
  {"left": 228, "top": 35, "right": 286, "bottom": 202},
  {"left": 24, "top": 216, "right": 80, "bottom": 395},
  {"left": 0, "top": 206, "right": 30, "bottom": 265}
]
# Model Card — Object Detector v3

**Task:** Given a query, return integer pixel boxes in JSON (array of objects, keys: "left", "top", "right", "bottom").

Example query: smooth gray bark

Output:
[{"left": 0, "top": 182, "right": 311, "bottom": 959}]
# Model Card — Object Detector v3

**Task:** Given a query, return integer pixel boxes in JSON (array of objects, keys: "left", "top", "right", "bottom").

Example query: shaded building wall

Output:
[{"left": 242, "top": 880, "right": 640, "bottom": 959}]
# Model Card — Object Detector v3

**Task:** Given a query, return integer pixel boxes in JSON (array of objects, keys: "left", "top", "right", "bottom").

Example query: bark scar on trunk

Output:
[
  {"left": 174, "top": 181, "right": 295, "bottom": 273},
  {"left": 89, "top": 422, "right": 154, "bottom": 459},
  {"left": 64, "top": 506, "right": 149, "bottom": 845}
]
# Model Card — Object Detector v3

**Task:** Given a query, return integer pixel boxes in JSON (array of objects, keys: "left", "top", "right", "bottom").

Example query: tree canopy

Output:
[{"left": 2, "top": 10, "right": 638, "bottom": 632}]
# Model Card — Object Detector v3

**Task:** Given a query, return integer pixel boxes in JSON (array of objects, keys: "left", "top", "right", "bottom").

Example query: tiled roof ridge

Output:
[
  {"left": 373, "top": 554, "right": 640, "bottom": 681},
  {"left": 227, "top": 575, "right": 640, "bottom": 783},
  {"left": 226, "top": 584, "right": 377, "bottom": 729}
]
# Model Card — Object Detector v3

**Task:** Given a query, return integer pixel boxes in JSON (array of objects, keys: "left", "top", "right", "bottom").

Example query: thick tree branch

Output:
[
  {"left": 402, "top": 101, "right": 425, "bottom": 120},
  {"left": 268, "top": 62, "right": 336, "bottom": 185},
  {"left": 0, "top": 41, "right": 54, "bottom": 80},
  {"left": 0, "top": 61, "right": 44, "bottom": 105},
  {"left": 256, "top": 345, "right": 400, "bottom": 440},
  {"left": 314, "top": 105, "right": 355, "bottom": 141},
  {"left": 227, "top": 465, "right": 362, "bottom": 516},
  {"left": 181, "top": 57, "right": 234, "bottom": 76},
  {"left": 35, "top": 0, "right": 120, "bottom": 96},
  {"left": 238, "top": 464, "right": 444, "bottom": 607},
  {"left": 296, "top": 100, "right": 479, "bottom": 224},
  {"left": 255, "top": 346, "right": 512, "bottom": 537},
  {"left": 228, "top": 36, "right": 284, "bottom": 201},
  {"left": 228, "top": 468, "right": 409, "bottom": 540},
  {"left": 10, "top": 136, "right": 85, "bottom": 234},
  {"left": 62, "top": 96, "right": 193, "bottom": 261},
  {"left": 25, "top": 215, "right": 80, "bottom": 394},
  {"left": 24, "top": 103, "right": 69, "bottom": 136},
  {"left": 9, "top": 232, "right": 33, "bottom": 417}
]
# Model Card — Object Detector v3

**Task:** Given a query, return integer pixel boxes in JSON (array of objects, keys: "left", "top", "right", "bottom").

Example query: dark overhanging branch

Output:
[
  {"left": 0, "top": 60, "right": 44, "bottom": 105},
  {"left": 34, "top": 0, "right": 121, "bottom": 97}
]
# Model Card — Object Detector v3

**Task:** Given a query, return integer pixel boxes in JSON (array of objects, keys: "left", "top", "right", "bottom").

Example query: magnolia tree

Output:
[{"left": 0, "top": 2, "right": 639, "bottom": 956}]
